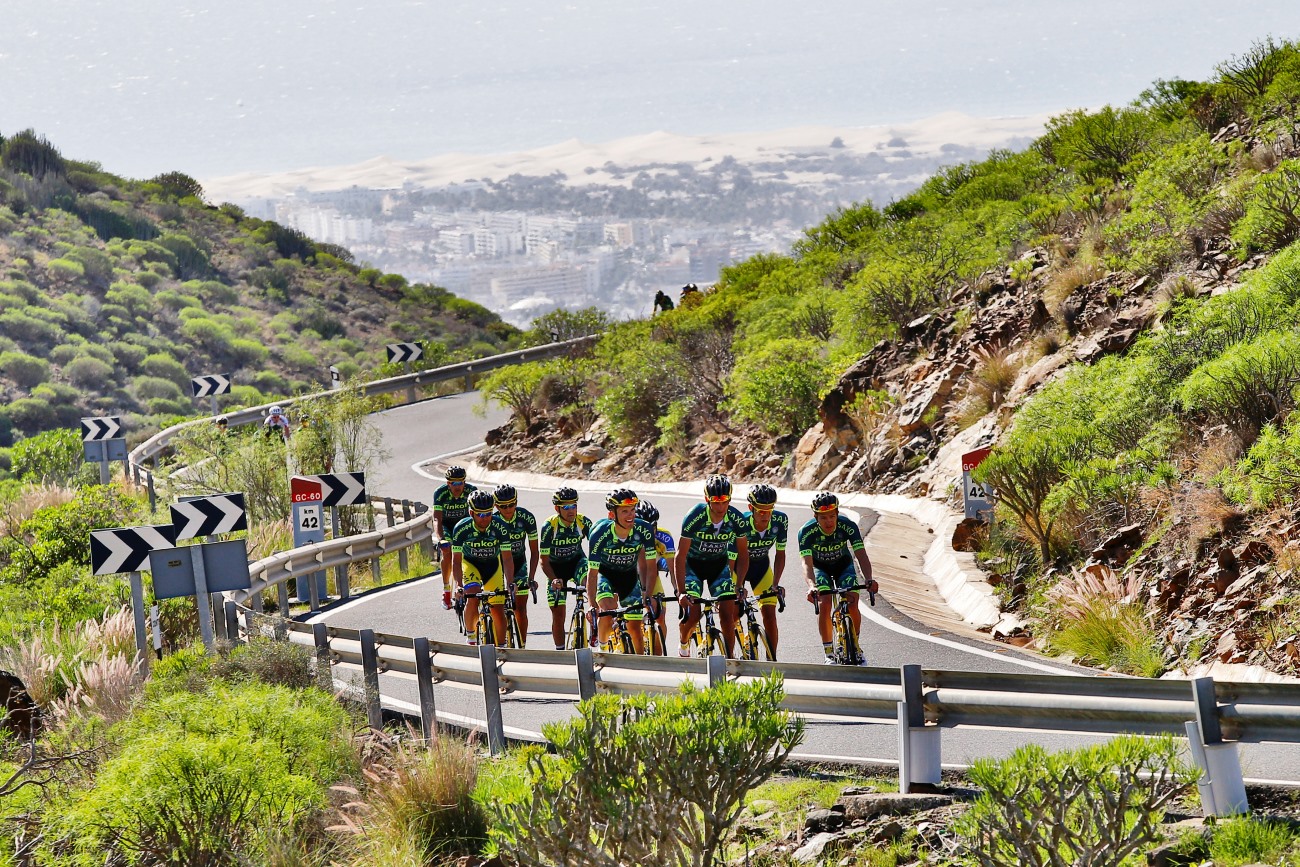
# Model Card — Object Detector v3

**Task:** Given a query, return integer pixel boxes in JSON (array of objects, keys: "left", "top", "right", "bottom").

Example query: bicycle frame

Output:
[
  {"left": 596, "top": 602, "right": 645, "bottom": 654},
  {"left": 734, "top": 588, "right": 783, "bottom": 661}
]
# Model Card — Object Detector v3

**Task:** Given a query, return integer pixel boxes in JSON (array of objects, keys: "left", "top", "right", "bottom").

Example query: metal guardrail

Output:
[
  {"left": 127, "top": 335, "right": 598, "bottom": 470},
  {"left": 218, "top": 606, "right": 1271, "bottom": 810}
]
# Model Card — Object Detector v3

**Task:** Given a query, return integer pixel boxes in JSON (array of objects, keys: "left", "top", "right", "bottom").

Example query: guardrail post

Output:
[
  {"left": 401, "top": 499, "right": 413, "bottom": 521},
  {"left": 372, "top": 554, "right": 383, "bottom": 587},
  {"left": 575, "top": 647, "right": 596, "bottom": 701},
  {"left": 146, "top": 471, "right": 156, "bottom": 513},
  {"left": 313, "top": 623, "right": 332, "bottom": 690},
  {"left": 307, "top": 565, "right": 322, "bottom": 613},
  {"left": 478, "top": 644, "right": 506, "bottom": 755},
  {"left": 224, "top": 600, "right": 241, "bottom": 645},
  {"left": 212, "top": 595, "right": 228, "bottom": 641},
  {"left": 277, "top": 581, "right": 291, "bottom": 617},
  {"left": 360, "top": 629, "right": 384, "bottom": 730},
  {"left": 706, "top": 654, "right": 726, "bottom": 688},
  {"left": 898, "top": 664, "right": 941, "bottom": 793},
  {"left": 385, "top": 498, "right": 396, "bottom": 528},
  {"left": 1186, "top": 677, "right": 1248, "bottom": 816},
  {"left": 414, "top": 637, "right": 437, "bottom": 740},
  {"left": 273, "top": 615, "right": 287, "bottom": 642}
]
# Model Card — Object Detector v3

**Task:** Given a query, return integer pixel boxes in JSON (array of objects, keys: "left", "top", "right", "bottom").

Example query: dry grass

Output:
[
  {"left": 1043, "top": 257, "right": 1105, "bottom": 327},
  {"left": 1046, "top": 564, "right": 1143, "bottom": 622},
  {"left": 953, "top": 346, "right": 1020, "bottom": 430},
  {"left": 248, "top": 517, "right": 294, "bottom": 562},
  {"left": 0, "top": 483, "right": 77, "bottom": 536},
  {"left": 1179, "top": 485, "right": 1248, "bottom": 553}
]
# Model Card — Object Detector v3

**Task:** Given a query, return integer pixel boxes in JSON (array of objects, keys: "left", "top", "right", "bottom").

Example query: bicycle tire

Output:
[
  {"left": 505, "top": 611, "right": 524, "bottom": 649},
  {"left": 842, "top": 622, "right": 864, "bottom": 666},
  {"left": 644, "top": 619, "right": 664, "bottom": 656},
  {"left": 567, "top": 610, "right": 587, "bottom": 651},
  {"left": 735, "top": 625, "right": 755, "bottom": 661},
  {"left": 475, "top": 616, "right": 496, "bottom": 649},
  {"left": 689, "top": 625, "right": 706, "bottom": 657},
  {"left": 706, "top": 628, "right": 726, "bottom": 658},
  {"left": 619, "top": 630, "right": 635, "bottom": 655},
  {"left": 751, "top": 624, "right": 775, "bottom": 662}
]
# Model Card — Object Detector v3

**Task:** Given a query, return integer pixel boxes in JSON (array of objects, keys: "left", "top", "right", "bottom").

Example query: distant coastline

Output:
[{"left": 204, "top": 111, "right": 1050, "bottom": 204}]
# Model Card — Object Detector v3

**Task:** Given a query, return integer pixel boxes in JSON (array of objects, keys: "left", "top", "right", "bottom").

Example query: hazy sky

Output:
[{"left": 2, "top": 1, "right": 1297, "bottom": 181}]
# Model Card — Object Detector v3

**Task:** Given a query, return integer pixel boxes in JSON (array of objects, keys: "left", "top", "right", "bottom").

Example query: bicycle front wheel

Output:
[
  {"left": 735, "top": 625, "right": 756, "bottom": 661},
  {"left": 567, "top": 610, "right": 587, "bottom": 650},
  {"left": 505, "top": 612, "right": 524, "bottom": 649},
  {"left": 705, "top": 628, "right": 726, "bottom": 658},
  {"left": 751, "top": 624, "right": 775, "bottom": 662},
  {"left": 842, "top": 624, "right": 863, "bottom": 666},
  {"left": 645, "top": 619, "right": 666, "bottom": 656},
  {"left": 475, "top": 616, "right": 496, "bottom": 649}
]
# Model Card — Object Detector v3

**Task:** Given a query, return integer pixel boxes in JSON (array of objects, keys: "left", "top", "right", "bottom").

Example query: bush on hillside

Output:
[
  {"left": 494, "top": 675, "right": 802, "bottom": 867},
  {"left": 955, "top": 735, "right": 1196, "bottom": 866}
]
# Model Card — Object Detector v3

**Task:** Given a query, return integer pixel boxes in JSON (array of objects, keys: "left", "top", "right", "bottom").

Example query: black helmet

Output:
[
  {"left": 215, "top": 415, "right": 228, "bottom": 426},
  {"left": 553, "top": 486, "right": 579, "bottom": 506},
  {"left": 704, "top": 474, "right": 732, "bottom": 499},
  {"left": 747, "top": 484, "right": 777, "bottom": 507},
  {"left": 446, "top": 466, "right": 468, "bottom": 481},
  {"left": 635, "top": 501, "right": 660, "bottom": 524},
  {"left": 605, "top": 487, "right": 639, "bottom": 510},
  {"left": 468, "top": 490, "right": 495, "bottom": 512},
  {"left": 493, "top": 484, "right": 517, "bottom": 506},
  {"left": 811, "top": 491, "right": 839, "bottom": 513}
]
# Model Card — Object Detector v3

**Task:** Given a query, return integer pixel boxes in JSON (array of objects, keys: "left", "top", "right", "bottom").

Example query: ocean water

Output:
[{"left": 1, "top": 1, "right": 1298, "bottom": 180}]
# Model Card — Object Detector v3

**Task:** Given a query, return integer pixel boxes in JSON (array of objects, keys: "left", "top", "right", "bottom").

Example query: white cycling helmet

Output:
[{"left": 269, "top": 405, "right": 284, "bottom": 416}]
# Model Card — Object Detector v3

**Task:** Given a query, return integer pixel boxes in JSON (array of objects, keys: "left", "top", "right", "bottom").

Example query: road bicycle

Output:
[
  {"left": 461, "top": 587, "right": 525, "bottom": 649},
  {"left": 558, "top": 584, "right": 592, "bottom": 651},
  {"left": 685, "top": 593, "right": 729, "bottom": 658},
  {"left": 596, "top": 601, "right": 645, "bottom": 654},
  {"left": 734, "top": 588, "right": 784, "bottom": 662},
  {"left": 814, "top": 582, "right": 875, "bottom": 666},
  {"left": 642, "top": 592, "right": 668, "bottom": 656}
]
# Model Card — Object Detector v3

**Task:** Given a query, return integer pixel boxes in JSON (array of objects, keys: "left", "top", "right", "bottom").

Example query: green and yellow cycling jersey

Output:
[
  {"left": 449, "top": 514, "right": 511, "bottom": 573},
  {"left": 433, "top": 482, "right": 477, "bottom": 530},
  {"left": 496, "top": 506, "right": 538, "bottom": 566},
  {"left": 741, "top": 509, "right": 789, "bottom": 560},
  {"left": 796, "top": 515, "right": 864, "bottom": 570},
  {"left": 540, "top": 513, "right": 593, "bottom": 563},
  {"left": 588, "top": 517, "right": 655, "bottom": 574},
  {"left": 680, "top": 503, "right": 747, "bottom": 561}
]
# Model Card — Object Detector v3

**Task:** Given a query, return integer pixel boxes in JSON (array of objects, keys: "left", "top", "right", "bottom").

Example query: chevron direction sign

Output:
[
  {"left": 171, "top": 493, "right": 247, "bottom": 540},
  {"left": 311, "top": 472, "right": 367, "bottom": 507},
  {"left": 386, "top": 342, "right": 423, "bottom": 364},
  {"left": 90, "top": 525, "right": 177, "bottom": 575},
  {"left": 81, "top": 416, "right": 122, "bottom": 442},
  {"left": 191, "top": 374, "right": 232, "bottom": 398}
]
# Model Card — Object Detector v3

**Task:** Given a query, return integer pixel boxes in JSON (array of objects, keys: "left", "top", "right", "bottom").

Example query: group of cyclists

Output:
[{"left": 431, "top": 467, "right": 878, "bottom": 665}]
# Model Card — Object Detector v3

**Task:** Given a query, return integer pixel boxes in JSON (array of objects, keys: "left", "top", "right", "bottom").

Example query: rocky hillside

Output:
[
  {"left": 0, "top": 130, "right": 519, "bottom": 454},
  {"left": 478, "top": 38, "right": 1300, "bottom": 677}
]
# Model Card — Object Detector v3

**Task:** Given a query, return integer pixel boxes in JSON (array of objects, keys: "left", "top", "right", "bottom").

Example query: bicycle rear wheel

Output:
[
  {"left": 645, "top": 619, "right": 666, "bottom": 656},
  {"left": 706, "top": 628, "right": 726, "bottom": 658}
]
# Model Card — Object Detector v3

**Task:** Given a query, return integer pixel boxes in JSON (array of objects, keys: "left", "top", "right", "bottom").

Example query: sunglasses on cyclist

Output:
[
  {"left": 706, "top": 494, "right": 731, "bottom": 503},
  {"left": 449, "top": 480, "right": 465, "bottom": 487},
  {"left": 750, "top": 505, "right": 774, "bottom": 513},
  {"left": 471, "top": 509, "right": 494, "bottom": 518},
  {"left": 558, "top": 503, "right": 577, "bottom": 510}
]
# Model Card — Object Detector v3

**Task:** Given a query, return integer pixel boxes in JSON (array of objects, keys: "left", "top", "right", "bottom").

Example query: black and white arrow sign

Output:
[
  {"left": 313, "top": 472, "right": 367, "bottom": 507},
  {"left": 386, "top": 342, "right": 423, "bottom": 364},
  {"left": 80, "top": 416, "right": 122, "bottom": 442},
  {"left": 191, "top": 374, "right": 232, "bottom": 398},
  {"left": 170, "top": 493, "right": 248, "bottom": 540},
  {"left": 91, "top": 525, "right": 177, "bottom": 575}
]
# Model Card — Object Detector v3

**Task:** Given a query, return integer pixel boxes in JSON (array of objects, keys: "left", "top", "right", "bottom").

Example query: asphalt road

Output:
[{"left": 310, "top": 394, "right": 1300, "bottom": 782}]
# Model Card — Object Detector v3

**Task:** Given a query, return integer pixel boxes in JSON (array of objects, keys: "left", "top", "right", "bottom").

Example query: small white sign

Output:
[{"left": 298, "top": 504, "right": 322, "bottom": 533}]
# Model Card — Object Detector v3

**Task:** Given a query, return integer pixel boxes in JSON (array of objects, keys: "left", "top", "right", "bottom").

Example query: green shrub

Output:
[
  {"left": 1048, "top": 603, "right": 1166, "bottom": 676},
  {"left": 955, "top": 736, "right": 1197, "bottom": 867},
  {"left": 140, "top": 352, "right": 190, "bottom": 387},
  {"left": 493, "top": 675, "right": 802, "bottom": 867},
  {"left": 1037, "top": 105, "right": 1159, "bottom": 183},
  {"left": 1175, "top": 328, "right": 1300, "bottom": 435},
  {"left": 594, "top": 331, "right": 689, "bottom": 444},
  {"left": 6, "top": 396, "right": 55, "bottom": 433},
  {"left": 0, "top": 349, "right": 50, "bottom": 387},
  {"left": 64, "top": 355, "right": 116, "bottom": 388},
  {"left": 1231, "top": 160, "right": 1300, "bottom": 254},
  {"left": 726, "top": 337, "right": 830, "bottom": 437},
  {"left": 131, "top": 374, "right": 185, "bottom": 402},
  {"left": 9, "top": 427, "right": 86, "bottom": 484},
  {"left": 1222, "top": 419, "right": 1300, "bottom": 507},
  {"left": 1208, "top": 815, "right": 1300, "bottom": 866},
  {"left": 479, "top": 362, "right": 547, "bottom": 428},
  {"left": 211, "top": 640, "right": 313, "bottom": 689},
  {"left": 0, "top": 485, "right": 144, "bottom": 585},
  {"left": 352, "top": 738, "right": 489, "bottom": 864},
  {"left": 53, "top": 681, "right": 356, "bottom": 866}
]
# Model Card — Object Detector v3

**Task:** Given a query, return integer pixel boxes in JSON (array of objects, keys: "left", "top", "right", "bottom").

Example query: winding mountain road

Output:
[{"left": 308, "top": 394, "right": 1300, "bottom": 782}]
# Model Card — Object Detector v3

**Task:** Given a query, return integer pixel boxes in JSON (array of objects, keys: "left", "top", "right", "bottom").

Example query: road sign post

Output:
[
  {"left": 386, "top": 342, "right": 423, "bottom": 404},
  {"left": 291, "top": 476, "right": 328, "bottom": 607},
  {"left": 329, "top": 365, "right": 342, "bottom": 390},
  {"left": 191, "top": 373, "right": 232, "bottom": 418},
  {"left": 81, "top": 417, "right": 125, "bottom": 484},
  {"left": 169, "top": 493, "right": 248, "bottom": 650},
  {"left": 960, "top": 448, "right": 995, "bottom": 522},
  {"left": 90, "top": 524, "right": 177, "bottom": 662}
]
